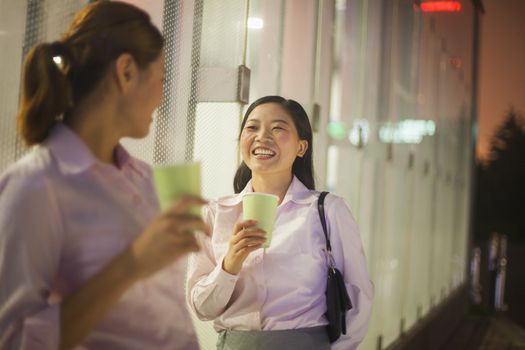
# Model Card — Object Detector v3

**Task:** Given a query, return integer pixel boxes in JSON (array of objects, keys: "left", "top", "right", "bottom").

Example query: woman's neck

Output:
[
  {"left": 251, "top": 172, "right": 293, "bottom": 204},
  {"left": 65, "top": 97, "right": 120, "bottom": 166}
]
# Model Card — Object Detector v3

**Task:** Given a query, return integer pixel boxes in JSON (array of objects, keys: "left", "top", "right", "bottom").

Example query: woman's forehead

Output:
[{"left": 247, "top": 103, "right": 292, "bottom": 122}]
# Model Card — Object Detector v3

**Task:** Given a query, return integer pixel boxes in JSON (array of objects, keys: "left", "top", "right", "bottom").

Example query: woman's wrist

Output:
[
  {"left": 118, "top": 245, "right": 147, "bottom": 283},
  {"left": 222, "top": 256, "right": 239, "bottom": 275}
]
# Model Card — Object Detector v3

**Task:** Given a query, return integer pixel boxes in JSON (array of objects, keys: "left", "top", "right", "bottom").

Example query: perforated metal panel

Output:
[{"left": 0, "top": 0, "right": 88, "bottom": 173}]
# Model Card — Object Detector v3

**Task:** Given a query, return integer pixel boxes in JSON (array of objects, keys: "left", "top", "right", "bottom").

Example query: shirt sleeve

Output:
[
  {"left": 0, "top": 173, "right": 64, "bottom": 350},
  {"left": 186, "top": 203, "right": 239, "bottom": 321},
  {"left": 326, "top": 196, "right": 374, "bottom": 350}
]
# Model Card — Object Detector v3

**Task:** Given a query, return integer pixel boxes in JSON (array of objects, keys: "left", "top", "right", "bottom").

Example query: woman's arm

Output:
[
  {"left": 0, "top": 178, "right": 63, "bottom": 350},
  {"left": 186, "top": 204, "right": 239, "bottom": 320},
  {"left": 59, "top": 248, "right": 137, "bottom": 349},
  {"left": 326, "top": 196, "right": 374, "bottom": 350},
  {"left": 186, "top": 234, "right": 240, "bottom": 321},
  {"left": 60, "top": 196, "right": 208, "bottom": 349},
  {"left": 186, "top": 204, "right": 265, "bottom": 320}
]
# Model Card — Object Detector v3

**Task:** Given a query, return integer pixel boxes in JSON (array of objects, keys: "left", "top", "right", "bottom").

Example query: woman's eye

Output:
[
  {"left": 245, "top": 125, "right": 257, "bottom": 130},
  {"left": 273, "top": 126, "right": 284, "bottom": 131}
]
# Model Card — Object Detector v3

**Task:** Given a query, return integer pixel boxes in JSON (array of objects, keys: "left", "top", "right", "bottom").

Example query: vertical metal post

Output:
[
  {"left": 488, "top": 232, "right": 499, "bottom": 310},
  {"left": 185, "top": 0, "right": 204, "bottom": 162},
  {"left": 155, "top": 0, "right": 180, "bottom": 165},
  {"left": 376, "top": 334, "right": 383, "bottom": 350},
  {"left": 466, "top": 0, "right": 484, "bottom": 293},
  {"left": 470, "top": 246, "right": 482, "bottom": 304},
  {"left": 16, "top": 0, "right": 44, "bottom": 159},
  {"left": 495, "top": 235, "right": 508, "bottom": 311}
]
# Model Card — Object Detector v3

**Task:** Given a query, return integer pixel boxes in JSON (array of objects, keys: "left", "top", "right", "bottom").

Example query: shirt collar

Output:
[
  {"left": 282, "top": 175, "right": 318, "bottom": 205},
  {"left": 45, "top": 123, "right": 137, "bottom": 176},
  {"left": 217, "top": 175, "right": 317, "bottom": 207}
]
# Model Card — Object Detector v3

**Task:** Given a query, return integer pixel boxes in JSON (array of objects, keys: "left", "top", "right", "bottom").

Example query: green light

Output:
[{"left": 327, "top": 121, "right": 347, "bottom": 140}]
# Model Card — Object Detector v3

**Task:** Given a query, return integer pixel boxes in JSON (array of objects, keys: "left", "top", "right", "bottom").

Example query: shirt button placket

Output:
[{"left": 255, "top": 252, "right": 267, "bottom": 329}]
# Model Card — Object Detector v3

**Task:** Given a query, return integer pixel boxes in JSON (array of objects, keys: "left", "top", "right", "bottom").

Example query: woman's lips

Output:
[{"left": 252, "top": 147, "right": 276, "bottom": 160}]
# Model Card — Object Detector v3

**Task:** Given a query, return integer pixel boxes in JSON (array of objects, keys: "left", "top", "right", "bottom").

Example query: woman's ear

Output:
[
  {"left": 114, "top": 53, "right": 137, "bottom": 93},
  {"left": 297, "top": 140, "right": 308, "bottom": 157}
]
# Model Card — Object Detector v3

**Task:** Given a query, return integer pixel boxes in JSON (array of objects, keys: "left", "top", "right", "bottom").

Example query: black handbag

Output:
[{"left": 317, "top": 191, "right": 353, "bottom": 343}]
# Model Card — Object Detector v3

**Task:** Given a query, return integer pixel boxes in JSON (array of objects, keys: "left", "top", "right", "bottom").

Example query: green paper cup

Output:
[
  {"left": 242, "top": 193, "right": 279, "bottom": 248},
  {"left": 153, "top": 162, "right": 201, "bottom": 215}
]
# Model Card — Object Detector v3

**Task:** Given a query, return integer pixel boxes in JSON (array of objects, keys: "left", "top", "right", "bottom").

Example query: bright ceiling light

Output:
[{"left": 247, "top": 17, "right": 264, "bottom": 29}]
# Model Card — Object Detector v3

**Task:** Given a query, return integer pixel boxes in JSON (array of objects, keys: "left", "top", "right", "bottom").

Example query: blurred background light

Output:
[
  {"left": 379, "top": 119, "right": 436, "bottom": 144},
  {"left": 247, "top": 17, "right": 264, "bottom": 29},
  {"left": 327, "top": 121, "right": 347, "bottom": 140},
  {"left": 419, "top": 1, "right": 462, "bottom": 12},
  {"left": 349, "top": 119, "right": 370, "bottom": 146}
]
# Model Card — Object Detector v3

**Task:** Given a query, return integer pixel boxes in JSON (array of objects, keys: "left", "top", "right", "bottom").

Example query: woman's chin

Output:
[
  {"left": 247, "top": 161, "right": 274, "bottom": 173},
  {"left": 249, "top": 164, "right": 289, "bottom": 177},
  {"left": 126, "top": 127, "right": 151, "bottom": 140}
]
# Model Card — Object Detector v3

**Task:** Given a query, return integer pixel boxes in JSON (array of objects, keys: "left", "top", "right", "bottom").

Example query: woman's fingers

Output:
[
  {"left": 222, "top": 219, "right": 267, "bottom": 275},
  {"left": 232, "top": 236, "right": 266, "bottom": 254},
  {"left": 163, "top": 211, "right": 211, "bottom": 236},
  {"left": 230, "top": 225, "right": 266, "bottom": 244},
  {"left": 131, "top": 214, "right": 203, "bottom": 279},
  {"left": 232, "top": 219, "right": 257, "bottom": 235},
  {"left": 166, "top": 215, "right": 210, "bottom": 236},
  {"left": 176, "top": 236, "right": 200, "bottom": 252},
  {"left": 237, "top": 244, "right": 265, "bottom": 256},
  {"left": 166, "top": 196, "right": 208, "bottom": 215}
]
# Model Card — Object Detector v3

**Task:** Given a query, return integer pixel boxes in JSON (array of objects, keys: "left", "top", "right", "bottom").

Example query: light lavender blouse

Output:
[{"left": 0, "top": 124, "right": 199, "bottom": 350}]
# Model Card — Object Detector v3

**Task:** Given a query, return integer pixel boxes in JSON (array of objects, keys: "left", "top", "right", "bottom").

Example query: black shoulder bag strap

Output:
[
  {"left": 318, "top": 191, "right": 333, "bottom": 261},
  {"left": 317, "top": 191, "right": 353, "bottom": 339}
]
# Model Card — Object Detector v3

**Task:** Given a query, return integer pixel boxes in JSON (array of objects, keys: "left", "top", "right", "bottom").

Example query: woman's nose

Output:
[{"left": 255, "top": 128, "right": 271, "bottom": 141}]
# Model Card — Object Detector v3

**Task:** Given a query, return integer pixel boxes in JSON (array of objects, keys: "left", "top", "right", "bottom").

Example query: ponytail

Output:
[{"left": 17, "top": 41, "right": 72, "bottom": 146}]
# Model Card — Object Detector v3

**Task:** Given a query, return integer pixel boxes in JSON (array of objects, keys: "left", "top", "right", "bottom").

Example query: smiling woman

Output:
[{"left": 186, "top": 95, "right": 373, "bottom": 350}]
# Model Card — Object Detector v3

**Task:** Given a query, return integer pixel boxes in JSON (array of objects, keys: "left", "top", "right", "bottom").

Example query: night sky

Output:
[{"left": 478, "top": 0, "right": 525, "bottom": 160}]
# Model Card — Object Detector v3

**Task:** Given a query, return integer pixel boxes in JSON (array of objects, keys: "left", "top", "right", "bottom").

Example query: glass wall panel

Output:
[{"left": 245, "top": 0, "right": 283, "bottom": 100}]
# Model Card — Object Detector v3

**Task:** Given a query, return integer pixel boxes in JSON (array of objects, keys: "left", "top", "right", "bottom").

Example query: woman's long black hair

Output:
[{"left": 233, "top": 96, "right": 315, "bottom": 193}]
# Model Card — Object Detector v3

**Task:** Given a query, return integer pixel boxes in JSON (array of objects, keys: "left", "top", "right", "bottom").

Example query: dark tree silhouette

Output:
[{"left": 474, "top": 108, "right": 525, "bottom": 241}]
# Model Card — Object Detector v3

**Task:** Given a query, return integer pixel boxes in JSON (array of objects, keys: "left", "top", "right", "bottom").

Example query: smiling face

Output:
[
  {"left": 118, "top": 51, "right": 165, "bottom": 139},
  {"left": 240, "top": 102, "right": 308, "bottom": 178},
  {"left": 134, "top": 52, "right": 165, "bottom": 135}
]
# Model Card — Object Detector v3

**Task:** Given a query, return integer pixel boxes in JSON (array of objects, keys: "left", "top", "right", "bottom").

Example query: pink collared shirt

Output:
[
  {"left": 0, "top": 124, "right": 199, "bottom": 350},
  {"left": 187, "top": 176, "right": 373, "bottom": 350}
]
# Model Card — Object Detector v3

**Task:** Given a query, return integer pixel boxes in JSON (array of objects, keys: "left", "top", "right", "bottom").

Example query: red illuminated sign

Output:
[
  {"left": 449, "top": 57, "right": 462, "bottom": 69},
  {"left": 419, "top": 1, "right": 462, "bottom": 12}
]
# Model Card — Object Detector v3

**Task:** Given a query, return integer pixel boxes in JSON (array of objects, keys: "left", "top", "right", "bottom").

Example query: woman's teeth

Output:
[{"left": 253, "top": 148, "right": 276, "bottom": 157}]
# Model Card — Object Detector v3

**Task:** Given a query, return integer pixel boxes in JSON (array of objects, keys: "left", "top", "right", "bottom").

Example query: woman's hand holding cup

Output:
[
  {"left": 222, "top": 219, "right": 266, "bottom": 275},
  {"left": 130, "top": 196, "right": 210, "bottom": 280}
]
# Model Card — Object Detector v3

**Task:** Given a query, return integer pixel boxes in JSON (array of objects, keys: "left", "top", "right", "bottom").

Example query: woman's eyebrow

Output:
[{"left": 245, "top": 118, "right": 290, "bottom": 124}]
